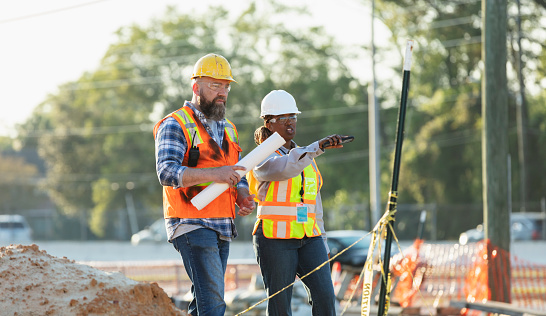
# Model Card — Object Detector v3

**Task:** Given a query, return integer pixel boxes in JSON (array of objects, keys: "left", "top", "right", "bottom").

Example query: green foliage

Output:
[
  {"left": 323, "top": 189, "right": 369, "bottom": 231},
  {"left": 526, "top": 90, "right": 546, "bottom": 206},
  {"left": 90, "top": 178, "right": 117, "bottom": 238},
  {"left": 0, "top": 152, "right": 42, "bottom": 212},
  {"left": 374, "top": 0, "right": 545, "bottom": 238},
  {"left": 0, "top": 137, "right": 12, "bottom": 151},
  {"left": 10, "top": 0, "right": 546, "bottom": 240},
  {"left": 16, "top": 2, "right": 368, "bottom": 239}
]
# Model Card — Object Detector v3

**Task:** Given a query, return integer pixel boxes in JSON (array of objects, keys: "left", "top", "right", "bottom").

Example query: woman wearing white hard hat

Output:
[{"left": 248, "top": 90, "right": 345, "bottom": 315}]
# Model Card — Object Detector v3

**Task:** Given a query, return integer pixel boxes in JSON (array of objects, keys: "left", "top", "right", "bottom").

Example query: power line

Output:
[
  {"left": 406, "top": 15, "right": 476, "bottom": 34},
  {"left": 60, "top": 44, "right": 482, "bottom": 91},
  {"left": 18, "top": 104, "right": 369, "bottom": 137},
  {"left": 0, "top": 172, "right": 157, "bottom": 184},
  {"left": 381, "top": 0, "right": 481, "bottom": 17},
  {"left": 11, "top": 127, "right": 536, "bottom": 184},
  {"left": 9, "top": 128, "right": 520, "bottom": 185},
  {"left": 0, "top": 0, "right": 112, "bottom": 25},
  {"left": 65, "top": 76, "right": 166, "bottom": 91},
  {"left": 428, "top": 16, "right": 477, "bottom": 29},
  {"left": 441, "top": 35, "right": 482, "bottom": 48},
  {"left": 3, "top": 128, "right": 502, "bottom": 183},
  {"left": 17, "top": 81, "right": 483, "bottom": 138},
  {"left": 20, "top": 123, "right": 153, "bottom": 137},
  {"left": 7, "top": 8, "right": 490, "bottom": 92}
]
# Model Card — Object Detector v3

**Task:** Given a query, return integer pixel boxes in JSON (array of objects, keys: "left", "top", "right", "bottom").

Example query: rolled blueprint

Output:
[{"left": 190, "top": 132, "right": 285, "bottom": 210}]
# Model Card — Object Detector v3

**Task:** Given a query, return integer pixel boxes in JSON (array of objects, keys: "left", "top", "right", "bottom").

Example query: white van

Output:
[{"left": 0, "top": 214, "right": 33, "bottom": 244}]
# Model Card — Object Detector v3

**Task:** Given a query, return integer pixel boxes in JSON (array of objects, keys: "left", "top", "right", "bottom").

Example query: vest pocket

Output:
[{"left": 222, "top": 141, "right": 241, "bottom": 166}]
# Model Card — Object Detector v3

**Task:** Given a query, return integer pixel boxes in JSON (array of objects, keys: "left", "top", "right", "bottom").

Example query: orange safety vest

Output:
[
  {"left": 153, "top": 105, "right": 241, "bottom": 219},
  {"left": 248, "top": 150, "right": 323, "bottom": 239}
]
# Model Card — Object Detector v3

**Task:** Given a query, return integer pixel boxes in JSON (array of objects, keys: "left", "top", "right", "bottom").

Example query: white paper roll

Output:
[{"left": 190, "top": 132, "right": 286, "bottom": 210}]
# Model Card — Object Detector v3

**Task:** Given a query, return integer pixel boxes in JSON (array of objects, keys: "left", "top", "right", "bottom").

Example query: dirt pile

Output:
[{"left": 0, "top": 244, "right": 185, "bottom": 316}]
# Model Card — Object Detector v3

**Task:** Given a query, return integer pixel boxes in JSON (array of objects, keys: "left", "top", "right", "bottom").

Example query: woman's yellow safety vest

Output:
[{"left": 249, "top": 150, "right": 323, "bottom": 239}]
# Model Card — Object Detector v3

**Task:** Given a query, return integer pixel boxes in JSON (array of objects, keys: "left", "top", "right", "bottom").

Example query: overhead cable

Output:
[{"left": 0, "top": 0, "right": 111, "bottom": 25}]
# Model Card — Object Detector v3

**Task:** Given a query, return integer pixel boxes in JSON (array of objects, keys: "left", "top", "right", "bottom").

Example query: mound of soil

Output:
[{"left": 0, "top": 244, "right": 185, "bottom": 316}]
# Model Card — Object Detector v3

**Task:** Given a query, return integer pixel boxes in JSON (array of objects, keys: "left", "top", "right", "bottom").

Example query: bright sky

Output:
[{"left": 0, "top": 0, "right": 391, "bottom": 137}]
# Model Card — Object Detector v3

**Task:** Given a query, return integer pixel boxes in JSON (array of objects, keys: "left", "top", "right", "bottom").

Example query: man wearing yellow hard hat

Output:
[{"left": 154, "top": 53, "right": 255, "bottom": 315}]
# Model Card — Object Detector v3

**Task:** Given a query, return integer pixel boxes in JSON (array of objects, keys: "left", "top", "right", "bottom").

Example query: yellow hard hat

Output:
[{"left": 191, "top": 53, "right": 237, "bottom": 82}]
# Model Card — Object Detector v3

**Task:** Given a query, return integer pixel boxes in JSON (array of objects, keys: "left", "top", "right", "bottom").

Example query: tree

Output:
[
  {"left": 17, "top": 2, "right": 369, "bottom": 239},
  {"left": 372, "top": 0, "right": 545, "bottom": 238},
  {"left": 0, "top": 152, "right": 41, "bottom": 213}
]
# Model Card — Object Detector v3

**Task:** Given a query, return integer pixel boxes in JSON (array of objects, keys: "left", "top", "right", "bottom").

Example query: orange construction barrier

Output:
[
  {"left": 389, "top": 239, "right": 546, "bottom": 314},
  {"left": 392, "top": 239, "right": 424, "bottom": 307}
]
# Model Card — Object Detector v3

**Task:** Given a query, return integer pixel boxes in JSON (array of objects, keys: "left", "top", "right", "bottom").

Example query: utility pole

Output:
[
  {"left": 125, "top": 182, "right": 139, "bottom": 236},
  {"left": 515, "top": 0, "right": 529, "bottom": 213},
  {"left": 368, "top": 0, "right": 381, "bottom": 229},
  {"left": 482, "top": 0, "right": 511, "bottom": 301}
]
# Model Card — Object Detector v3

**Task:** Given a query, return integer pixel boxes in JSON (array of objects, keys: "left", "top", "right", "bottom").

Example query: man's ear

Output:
[{"left": 192, "top": 81, "right": 200, "bottom": 95}]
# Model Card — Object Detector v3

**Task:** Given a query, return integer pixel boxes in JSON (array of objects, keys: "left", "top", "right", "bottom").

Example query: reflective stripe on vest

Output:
[
  {"left": 172, "top": 107, "right": 239, "bottom": 188},
  {"left": 153, "top": 105, "right": 241, "bottom": 219},
  {"left": 257, "top": 213, "right": 321, "bottom": 239},
  {"left": 260, "top": 159, "right": 321, "bottom": 206},
  {"left": 173, "top": 108, "right": 238, "bottom": 148},
  {"left": 249, "top": 151, "right": 323, "bottom": 239}
]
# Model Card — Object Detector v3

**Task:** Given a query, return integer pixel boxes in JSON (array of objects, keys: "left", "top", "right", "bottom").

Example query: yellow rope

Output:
[
  {"left": 235, "top": 189, "right": 434, "bottom": 316},
  {"left": 234, "top": 232, "right": 372, "bottom": 315}
]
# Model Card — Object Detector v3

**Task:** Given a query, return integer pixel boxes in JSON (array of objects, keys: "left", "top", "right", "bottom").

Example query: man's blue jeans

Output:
[
  {"left": 172, "top": 228, "right": 229, "bottom": 316},
  {"left": 253, "top": 223, "right": 337, "bottom": 316}
]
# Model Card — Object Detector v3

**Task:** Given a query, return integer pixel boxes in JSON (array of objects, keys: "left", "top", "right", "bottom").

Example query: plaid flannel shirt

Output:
[{"left": 155, "top": 101, "right": 248, "bottom": 241}]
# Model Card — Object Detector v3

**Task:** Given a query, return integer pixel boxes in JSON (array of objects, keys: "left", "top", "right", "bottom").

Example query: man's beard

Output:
[{"left": 198, "top": 91, "right": 226, "bottom": 121}]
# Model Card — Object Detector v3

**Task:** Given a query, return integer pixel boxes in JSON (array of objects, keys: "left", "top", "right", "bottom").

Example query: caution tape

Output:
[
  {"left": 362, "top": 191, "right": 399, "bottom": 316},
  {"left": 361, "top": 228, "right": 379, "bottom": 316}
]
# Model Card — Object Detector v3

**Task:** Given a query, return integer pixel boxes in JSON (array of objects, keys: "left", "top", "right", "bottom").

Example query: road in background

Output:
[
  {"left": 7, "top": 240, "right": 545, "bottom": 265},
  {"left": 21, "top": 240, "right": 255, "bottom": 262}
]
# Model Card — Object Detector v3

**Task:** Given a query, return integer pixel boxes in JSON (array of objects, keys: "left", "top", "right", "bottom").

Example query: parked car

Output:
[
  {"left": 458, "top": 212, "right": 545, "bottom": 245},
  {"left": 130, "top": 219, "right": 167, "bottom": 245},
  {"left": 326, "top": 230, "right": 399, "bottom": 269},
  {"left": 517, "top": 212, "right": 546, "bottom": 240},
  {"left": 0, "top": 214, "right": 33, "bottom": 244}
]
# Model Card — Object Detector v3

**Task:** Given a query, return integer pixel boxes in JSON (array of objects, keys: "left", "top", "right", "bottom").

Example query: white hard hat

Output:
[{"left": 260, "top": 90, "right": 301, "bottom": 118}]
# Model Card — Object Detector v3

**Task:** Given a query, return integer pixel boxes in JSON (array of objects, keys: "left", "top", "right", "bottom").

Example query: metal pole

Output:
[
  {"left": 377, "top": 40, "right": 413, "bottom": 316},
  {"left": 515, "top": 0, "right": 528, "bottom": 213},
  {"left": 417, "top": 210, "right": 427, "bottom": 240},
  {"left": 508, "top": 155, "right": 512, "bottom": 214},
  {"left": 125, "top": 192, "right": 139, "bottom": 236},
  {"left": 369, "top": 0, "right": 382, "bottom": 230},
  {"left": 540, "top": 198, "right": 546, "bottom": 239}
]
